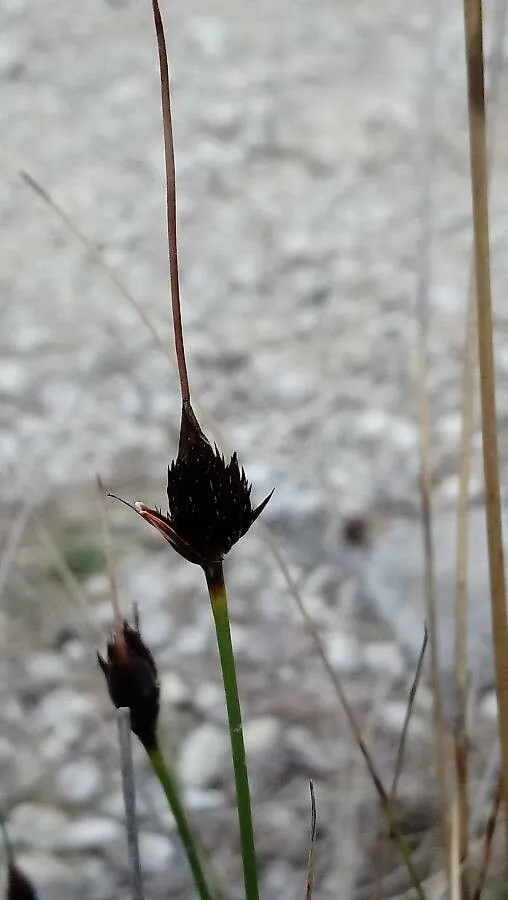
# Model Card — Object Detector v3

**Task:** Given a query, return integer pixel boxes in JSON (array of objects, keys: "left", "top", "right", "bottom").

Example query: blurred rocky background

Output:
[{"left": 1, "top": 0, "right": 508, "bottom": 897}]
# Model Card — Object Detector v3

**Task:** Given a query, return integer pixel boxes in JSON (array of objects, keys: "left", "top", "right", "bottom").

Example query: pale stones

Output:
[
  {"left": 34, "top": 689, "right": 97, "bottom": 734},
  {"left": 360, "top": 506, "right": 499, "bottom": 696},
  {"left": 138, "top": 832, "right": 175, "bottom": 874},
  {"left": 178, "top": 723, "right": 229, "bottom": 789},
  {"left": 244, "top": 716, "right": 282, "bottom": 760},
  {"left": 362, "top": 641, "right": 405, "bottom": 677},
  {"left": 15, "top": 852, "right": 76, "bottom": 900},
  {"left": 60, "top": 817, "right": 123, "bottom": 851},
  {"left": 323, "top": 629, "right": 362, "bottom": 674},
  {"left": 55, "top": 757, "right": 102, "bottom": 805},
  {"left": 24, "top": 652, "right": 69, "bottom": 687},
  {"left": 9, "top": 804, "right": 70, "bottom": 850},
  {"left": 159, "top": 670, "right": 191, "bottom": 707}
]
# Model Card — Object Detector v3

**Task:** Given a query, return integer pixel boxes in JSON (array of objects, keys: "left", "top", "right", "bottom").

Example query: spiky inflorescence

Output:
[
  {"left": 98, "top": 616, "right": 160, "bottom": 753},
  {"left": 133, "top": 401, "right": 272, "bottom": 566}
]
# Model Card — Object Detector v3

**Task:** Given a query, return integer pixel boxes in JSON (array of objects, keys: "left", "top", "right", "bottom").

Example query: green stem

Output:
[
  {"left": 148, "top": 744, "right": 216, "bottom": 900},
  {"left": 205, "top": 562, "right": 259, "bottom": 900}
]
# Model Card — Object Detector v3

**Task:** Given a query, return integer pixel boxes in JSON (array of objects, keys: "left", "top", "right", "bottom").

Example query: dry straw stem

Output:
[
  {"left": 454, "top": 3, "right": 508, "bottom": 881},
  {"left": 117, "top": 708, "right": 145, "bottom": 900},
  {"left": 463, "top": 0, "right": 508, "bottom": 858},
  {"left": 414, "top": 0, "right": 449, "bottom": 871}
]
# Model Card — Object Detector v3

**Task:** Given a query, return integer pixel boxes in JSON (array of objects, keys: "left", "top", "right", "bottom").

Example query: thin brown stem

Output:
[
  {"left": 463, "top": 0, "right": 508, "bottom": 863},
  {"left": 151, "top": 0, "right": 190, "bottom": 403}
]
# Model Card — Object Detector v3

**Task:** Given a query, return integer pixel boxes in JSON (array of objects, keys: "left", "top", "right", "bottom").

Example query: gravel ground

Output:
[{"left": 2, "top": 0, "right": 508, "bottom": 898}]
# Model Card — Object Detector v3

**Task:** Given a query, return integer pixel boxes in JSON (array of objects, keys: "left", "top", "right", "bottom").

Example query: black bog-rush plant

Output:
[
  {"left": 108, "top": 3, "right": 272, "bottom": 900},
  {"left": 98, "top": 608, "right": 216, "bottom": 900}
]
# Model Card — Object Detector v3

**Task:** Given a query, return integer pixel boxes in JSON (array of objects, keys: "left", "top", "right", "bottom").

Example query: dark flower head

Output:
[
  {"left": 115, "top": 401, "right": 272, "bottom": 566},
  {"left": 7, "top": 864, "right": 39, "bottom": 900},
  {"left": 98, "top": 611, "right": 160, "bottom": 753}
]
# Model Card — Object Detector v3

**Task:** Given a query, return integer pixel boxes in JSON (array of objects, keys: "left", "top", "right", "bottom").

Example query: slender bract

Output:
[{"left": 205, "top": 563, "right": 260, "bottom": 900}]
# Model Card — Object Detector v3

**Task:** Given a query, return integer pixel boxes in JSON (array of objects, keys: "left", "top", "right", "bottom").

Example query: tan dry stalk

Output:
[
  {"left": 462, "top": 0, "right": 508, "bottom": 858},
  {"left": 453, "top": 4, "right": 508, "bottom": 878}
]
